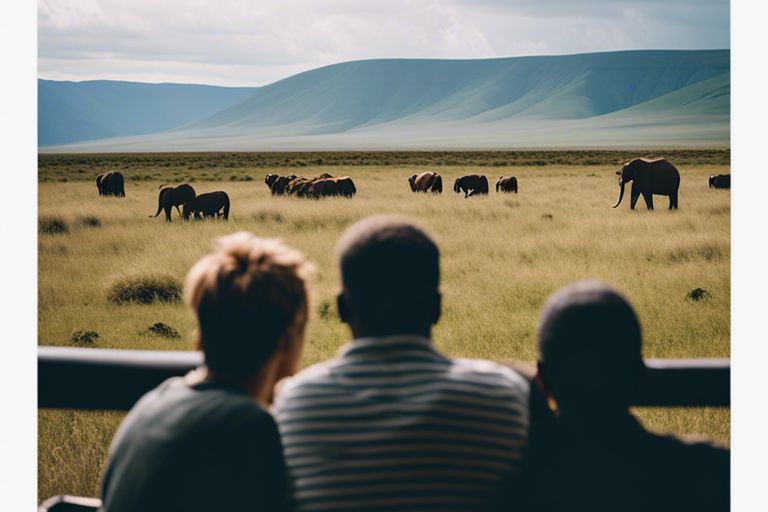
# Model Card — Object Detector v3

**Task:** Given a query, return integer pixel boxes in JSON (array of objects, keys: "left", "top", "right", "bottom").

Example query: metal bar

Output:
[{"left": 38, "top": 347, "right": 730, "bottom": 410}]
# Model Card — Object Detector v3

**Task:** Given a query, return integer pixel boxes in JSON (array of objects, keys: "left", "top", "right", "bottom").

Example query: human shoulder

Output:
[
  {"left": 449, "top": 357, "right": 530, "bottom": 393},
  {"left": 275, "top": 358, "right": 340, "bottom": 394}
]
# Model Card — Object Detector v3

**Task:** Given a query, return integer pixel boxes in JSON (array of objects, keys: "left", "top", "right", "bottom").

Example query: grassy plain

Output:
[{"left": 38, "top": 152, "right": 730, "bottom": 499}]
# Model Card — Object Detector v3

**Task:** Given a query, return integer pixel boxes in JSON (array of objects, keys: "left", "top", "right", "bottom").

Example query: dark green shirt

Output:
[{"left": 100, "top": 375, "right": 287, "bottom": 512}]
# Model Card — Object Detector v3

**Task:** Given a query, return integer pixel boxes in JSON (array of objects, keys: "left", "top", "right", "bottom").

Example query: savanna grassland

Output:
[{"left": 38, "top": 151, "right": 730, "bottom": 499}]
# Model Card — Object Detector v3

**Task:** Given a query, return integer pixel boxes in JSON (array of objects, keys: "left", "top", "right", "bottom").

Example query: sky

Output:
[{"left": 38, "top": 0, "right": 731, "bottom": 87}]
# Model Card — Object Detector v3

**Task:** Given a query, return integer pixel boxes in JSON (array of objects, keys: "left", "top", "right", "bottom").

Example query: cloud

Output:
[{"left": 37, "top": 0, "right": 729, "bottom": 86}]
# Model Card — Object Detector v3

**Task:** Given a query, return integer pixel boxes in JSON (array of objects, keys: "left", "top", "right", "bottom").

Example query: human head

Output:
[
  {"left": 336, "top": 215, "right": 441, "bottom": 338},
  {"left": 537, "top": 280, "right": 644, "bottom": 418},
  {"left": 185, "top": 232, "right": 312, "bottom": 387}
]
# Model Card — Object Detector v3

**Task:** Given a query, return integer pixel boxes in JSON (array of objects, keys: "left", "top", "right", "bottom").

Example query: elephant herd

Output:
[
  {"left": 93, "top": 157, "right": 730, "bottom": 218},
  {"left": 265, "top": 173, "right": 357, "bottom": 198},
  {"left": 149, "top": 184, "right": 230, "bottom": 221},
  {"left": 409, "top": 172, "right": 518, "bottom": 197}
]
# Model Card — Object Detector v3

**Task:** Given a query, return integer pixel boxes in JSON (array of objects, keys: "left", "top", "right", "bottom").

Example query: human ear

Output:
[{"left": 535, "top": 361, "right": 559, "bottom": 416}]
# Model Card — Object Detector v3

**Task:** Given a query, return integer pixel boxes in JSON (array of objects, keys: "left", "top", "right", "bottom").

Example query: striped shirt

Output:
[{"left": 274, "top": 336, "right": 529, "bottom": 511}]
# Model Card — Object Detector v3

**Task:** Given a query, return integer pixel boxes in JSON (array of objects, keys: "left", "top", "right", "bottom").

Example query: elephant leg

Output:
[
  {"left": 175, "top": 204, "right": 182, "bottom": 215},
  {"left": 643, "top": 192, "right": 654, "bottom": 210},
  {"left": 669, "top": 192, "right": 678, "bottom": 209},
  {"left": 164, "top": 205, "right": 172, "bottom": 222},
  {"left": 630, "top": 184, "right": 640, "bottom": 210}
]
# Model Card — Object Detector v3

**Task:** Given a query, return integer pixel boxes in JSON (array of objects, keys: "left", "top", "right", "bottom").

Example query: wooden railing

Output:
[{"left": 37, "top": 346, "right": 730, "bottom": 410}]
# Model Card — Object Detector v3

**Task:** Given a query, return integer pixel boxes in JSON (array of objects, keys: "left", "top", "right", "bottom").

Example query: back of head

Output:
[
  {"left": 185, "top": 232, "right": 312, "bottom": 380},
  {"left": 538, "top": 280, "right": 643, "bottom": 415},
  {"left": 336, "top": 215, "right": 440, "bottom": 337}
]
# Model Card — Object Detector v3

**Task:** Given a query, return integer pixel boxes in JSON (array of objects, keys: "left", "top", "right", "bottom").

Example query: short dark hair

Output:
[
  {"left": 538, "top": 280, "right": 642, "bottom": 408},
  {"left": 185, "top": 232, "right": 312, "bottom": 379},
  {"left": 336, "top": 215, "right": 440, "bottom": 332}
]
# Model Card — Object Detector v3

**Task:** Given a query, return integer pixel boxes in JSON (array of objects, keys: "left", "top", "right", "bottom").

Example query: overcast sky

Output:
[{"left": 38, "top": 0, "right": 730, "bottom": 87}]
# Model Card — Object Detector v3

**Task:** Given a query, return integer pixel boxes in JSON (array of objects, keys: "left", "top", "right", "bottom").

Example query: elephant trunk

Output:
[{"left": 612, "top": 180, "right": 626, "bottom": 208}]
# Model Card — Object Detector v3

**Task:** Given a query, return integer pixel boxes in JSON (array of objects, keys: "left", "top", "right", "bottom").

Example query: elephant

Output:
[
  {"left": 150, "top": 183, "right": 196, "bottom": 222},
  {"left": 409, "top": 172, "right": 442, "bottom": 193},
  {"left": 96, "top": 172, "right": 125, "bottom": 197},
  {"left": 612, "top": 158, "right": 680, "bottom": 210},
  {"left": 708, "top": 174, "right": 730, "bottom": 189},
  {"left": 496, "top": 176, "right": 518, "bottom": 194},
  {"left": 269, "top": 175, "right": 298, "bottom": 195},
  {"left": 182, "top": 191, "right": 230, "bottom": 220},
  {"left": 454, "top": 175, "right": 489, "bottom": 197}
]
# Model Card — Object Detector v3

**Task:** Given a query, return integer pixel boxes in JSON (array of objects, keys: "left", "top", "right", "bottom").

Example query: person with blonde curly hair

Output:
[{"left": 100, "top": 232, "right": 312, "bottom": 512}]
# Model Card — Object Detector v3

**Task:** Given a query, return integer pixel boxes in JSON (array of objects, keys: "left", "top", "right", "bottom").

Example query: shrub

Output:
[
  {"left": 70, "top": 330, "right": 99, "bottom": 345},
  {"left": 148, "top": 322, "right": 181, "bottom": 338},
  {"left": 687, "top": 288, "right": 710, "bottom": 302},
  {"left": 76, "top": 215, "right": 101, "bottom": 228},
  {"left": 318, "top": 300, "right": 335, "bottom": 320},
  {"left": 39, "top": 216, "right": 69, "bottom": 235},
  {"left": 107, "top": 275, "right": 182, "bottom": 305}
]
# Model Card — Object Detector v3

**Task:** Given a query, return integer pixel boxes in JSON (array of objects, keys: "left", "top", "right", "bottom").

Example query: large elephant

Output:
[
  {"left": 150, "top": 184, "right": 196, "bottom": 221},
  {"left": 496, "top": 176, "right": 518, "bottom": 194},
  {"left": 182, "top": 191, "right": 230, "bottom": 220},
  {"left": 409, "top": 172, "right": 442, "bottom": 193},
  {"left": 454, "top": 175, "right": 489, "bottom": 197},
  {"left": 708, "top": 174, "right": 730, "bottom": 189},
  {"left": 96, "top": 172, "right": 125, "bottom": 197},
  {"left": 612, "top": 158, "right": 680, "bottom": 210}
]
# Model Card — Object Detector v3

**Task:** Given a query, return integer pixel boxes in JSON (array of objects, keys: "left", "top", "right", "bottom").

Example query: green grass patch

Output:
[{"left": 107, "top": 275, "right": 182, "bottom": 305}]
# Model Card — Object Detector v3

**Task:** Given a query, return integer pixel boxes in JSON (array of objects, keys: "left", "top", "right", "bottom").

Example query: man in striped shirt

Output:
[{"left": 274, "top": 215, "right": 529, "bottom": 511}]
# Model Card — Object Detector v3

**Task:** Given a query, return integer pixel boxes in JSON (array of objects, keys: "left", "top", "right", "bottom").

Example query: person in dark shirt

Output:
[
  {"left": 527, "top": 280, "right": 729, "bottom": 512},
  {"left": 100, "top": 232, "right": 313, "bottom": 512}
]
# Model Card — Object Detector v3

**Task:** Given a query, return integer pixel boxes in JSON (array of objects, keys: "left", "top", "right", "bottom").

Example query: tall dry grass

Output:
[{"left": 38, "top": 163, "right": 730, "bottom": 498}]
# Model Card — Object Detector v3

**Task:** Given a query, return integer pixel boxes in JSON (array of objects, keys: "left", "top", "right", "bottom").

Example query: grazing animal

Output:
[
  {"left": 270, "top": 175, "right": 298, "bottom": 195},
  {"left": 454, "top": 175, "right": 489, "bottom": 197},
  {"left": 306, "top": 177, "right": 357, "bottom": 198},
  {"left": 96, "top": 172, "right": 126, "bottom": 197},
  {"left": 150, "top": 183, "right": 196, "bottom": 222},
  {"left": 496, "top": 176, "right": 518, "bottom": 194},
  {"left": 265, "top": 174, "right": 279, "bottom": 190},
  {"left": 409, "top": 172, "right": 443, "bottom": 193},
  {"left": 182, "top": 191, "right": 230, "bottom": 220},
  {"left": 612, "top": 157, "right": 680, "bottom": 210},
  {"left": 288, "top": 173, "right": 341, "bottom": 197},
  {"left": 708, "top": 174, "right": 730, "bottom": 189}
]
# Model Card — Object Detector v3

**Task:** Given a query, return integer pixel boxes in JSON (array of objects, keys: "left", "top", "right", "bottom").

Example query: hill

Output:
[
  {"left": 38, "top": 80, "right": 258, "bottom": 146},
  {"left": 41, "top": 50, "right": 729, "bottom": 151}
]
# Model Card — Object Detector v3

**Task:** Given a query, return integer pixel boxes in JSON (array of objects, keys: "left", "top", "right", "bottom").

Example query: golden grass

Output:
[{"left": 38, "top": 161, "right": 730, "bottom": 498}]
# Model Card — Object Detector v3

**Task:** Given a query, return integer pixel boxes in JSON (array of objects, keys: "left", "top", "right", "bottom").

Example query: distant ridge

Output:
[
  {"left": 41, "top": 50, "right": 729, "bottom": 152},
  {"left": 38, "top": 80, "right": 258, "bottom": 146}
]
